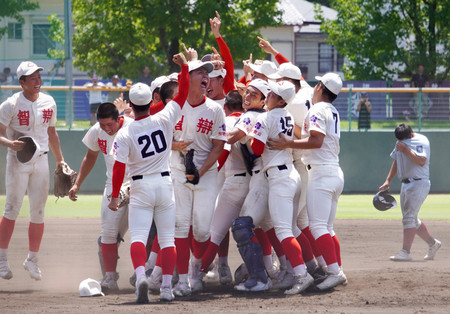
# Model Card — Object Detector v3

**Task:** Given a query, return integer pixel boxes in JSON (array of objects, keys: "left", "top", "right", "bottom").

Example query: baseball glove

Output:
[
  {"left": 107, "top": 181, "right": 130, "bottom": 208},
  {"left": 54, "top": 162, "right": 78, "bottom": 198},
  {"left": 184, "top": 148, "right": 200, "bottom": 185}
]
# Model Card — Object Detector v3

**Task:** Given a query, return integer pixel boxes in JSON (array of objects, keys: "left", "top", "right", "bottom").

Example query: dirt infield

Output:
[{"left": 0, "top": 218, "right": 448, "bottom": 313}]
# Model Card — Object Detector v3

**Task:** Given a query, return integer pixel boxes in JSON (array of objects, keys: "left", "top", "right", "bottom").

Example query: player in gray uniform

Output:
[{"left": 379, "top": 124, "right": 441, "bottom": 261}]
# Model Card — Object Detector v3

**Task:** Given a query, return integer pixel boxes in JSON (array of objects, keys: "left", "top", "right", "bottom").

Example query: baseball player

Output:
[
  {"left": 267, "top": 62, "right": 321, "bottom": 275},
  {"left": 268, "top": 72, "right": 347, "bottom": 291},
  {"left": 0, "top": 61, "right": 65, "bottom": 281},
  {"left": 246, "top": 80, "right": 313, "bottom": 295},
  {"left": 108, "top": 53, "right": 189, "bottom": 303},
  {"left": 226, "top": 79, "right": 280, "bottom": 291},
  {"left": 379, "top": 124, "right": 441, "bottom": 261},
  {"left": 68, "top": 102, "right": 133, "bottom": 292},
  {"left": 169, "top": 51, "right": 226, "bottom": 296}
]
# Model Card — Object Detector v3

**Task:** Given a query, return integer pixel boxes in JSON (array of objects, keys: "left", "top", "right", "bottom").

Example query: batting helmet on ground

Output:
[{"left": 373, "top": 190, "right": 397, "bottom": 211}]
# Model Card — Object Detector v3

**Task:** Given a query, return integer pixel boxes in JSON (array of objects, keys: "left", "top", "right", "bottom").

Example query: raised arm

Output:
[{"left": 172, "top": 52, "right": 189, "bottom": 108}]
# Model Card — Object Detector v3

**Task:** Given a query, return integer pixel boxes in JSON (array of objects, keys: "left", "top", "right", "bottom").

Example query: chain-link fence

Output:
[{"left": 1, "top": 81, "right": 449, "bottom": 131}]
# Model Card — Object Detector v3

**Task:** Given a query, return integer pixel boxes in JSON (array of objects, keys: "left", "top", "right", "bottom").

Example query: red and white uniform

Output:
[
  {"left": 170, "top": 97, "right": 226, "bottom": 241},
  {"left": 0, "top": 92, "right": 56, "bottom": 223},
  {"left": 251, "top": 108, "right": 301, "bottom": 240},
  {"left": 82, "top": 116, "right": 132, "bottom": 244},
  {"left": 235, "top": 109, "right": 269, "bottom": 228},
  {"left": 302, "top": 101, "right": 344, "bottom": 240},
  {"left": 112, "top": 100, "right": 182, "bottom": 248},
  {"left": 286, "top": 87, "right": 313, "bottom": 230}
]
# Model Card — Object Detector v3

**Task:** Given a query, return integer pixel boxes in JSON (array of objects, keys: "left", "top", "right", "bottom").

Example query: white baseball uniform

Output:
[
  {"left": 286, "top": 86, "right": 313, "bottom": 230},
  {"left": 251, "top": 108, "right": 301, "bottom": 241},
  {"left": 170, "top": 97, "right": 226, "bottom": 241},
  {"left": 302, "top": 101, "right": 344, "bottom": 240},
  {"left": 82, "top": 116, "right": 132, "bottom": 244},
  {"left": 390, "top": 133, "right": 430, "bottom": 229},
  {"left": 0, "top": 92, "right": 57, "bottom": 223},
  {"left": 210, "top": 113, "right": 250, "bottom": 246},
  {"left": 112, "top": 100, "right": 182, "bottom": 249}
]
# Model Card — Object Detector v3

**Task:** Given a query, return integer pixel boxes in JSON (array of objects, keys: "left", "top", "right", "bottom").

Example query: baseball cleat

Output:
[
  {"left": 424, "top": 239, "right": 441, "bottom": 260},
  {"left": 218, "top": 264, "right": 232, "bottom": 285},
  {"left": 189, "top": 260, "right": 203, "bottom": 293},
  {"left": 129, "top": 272, "right": 137, "bottom": 287},
  {"left": 148, "top": 267, "right": 162, "bottom": 292},
  {"left": 234, "top": 278, "right": 272, "bottom": 292},
  {"left": 23, "top": 257, "right": 42, "bottom": 281},
  {"left": 316, "top": 270, "right": 347, "bottom": 291},
  {"left": 160, "top": 286, "right": 175, "bottom": 302},
  {"left": 172, "top": 281, "right": 191, "bottom": 297},
  {"left": 100, "top": 272, "right": 119, "bottom": 292},
  {"left": 0, "top": 260, "right": 13, "bottom": 280},
  {"left": 135, "top": 276, "right": 150, "bottom": 304},
  {"left": 205, "top": 260, "right": 219, "bottom": 280},
  {"left": 271, "top": 270, "right": 295, "bottom": 290},
  {"left": 390, "top": 249, "right": 412, "bottom": 261},
  {"left": 284, "top": 273, "right": 314, "bottom": 295}
]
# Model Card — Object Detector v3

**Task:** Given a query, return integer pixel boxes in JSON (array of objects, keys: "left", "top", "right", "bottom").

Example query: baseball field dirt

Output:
[{"left": 0, "top": 218, "right": 448, "bottom": 313}]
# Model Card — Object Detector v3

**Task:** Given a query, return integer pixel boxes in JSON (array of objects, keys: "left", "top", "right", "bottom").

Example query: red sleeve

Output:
[
  {"left": 217, "top": 149, "right": 230, "bottom": 172},
  {"left": 150, "top": 101, "right": 165, "bottom": 114},
  {"left": 111, "top": 161, "right": 126, "bottom": 198},
  {"left": 238, "top": 75, "right": 247, "bottom": 85},
  {"left": 172, "top": 64, "right": 189, "bottom": 109},
  {"left": 216, "top": 36, "right": 235, "bottom": 94},
  {"left": 275, "top": 53, "right": 290, "bottom": 65},
  {"left": 250, "top": 138, "right": 265, "bottom": 156}
]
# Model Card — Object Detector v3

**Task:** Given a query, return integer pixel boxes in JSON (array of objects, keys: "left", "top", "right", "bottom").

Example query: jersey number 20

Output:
[{"left": 138, "top": 130, "right": 168, "bottom": 158}]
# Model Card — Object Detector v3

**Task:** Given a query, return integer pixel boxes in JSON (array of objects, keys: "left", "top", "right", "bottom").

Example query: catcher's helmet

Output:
[
  {"left": 373, "top": 190, "right": 397, "bottom": 211},
  {"left": 16, "top": 136, "right": 40, "bottom": 164}
]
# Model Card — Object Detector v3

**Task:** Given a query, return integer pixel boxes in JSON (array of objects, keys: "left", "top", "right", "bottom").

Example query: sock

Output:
[
  {"left": 130, "top": 241, "right": 147, "bottom": 269},
  {"left": 332, "top": 235, "right": 342, "bottom": 266},
  {"left": 402, "top": 228, "right": 416, "bottom": 253},
  {"left": 151, "top": 234, "right": 160, "bottom": 253},
  {"left": 254, "top": 228, "right": 272, "bottom": 256},
  {"left": 296, "top": 232, "right": 315, "bottom": 262},
  {"left": 265, "top": 228, "right": 285, "bottom": 257},
  {"left": 281, "top": 237, "right": 304, "bottom": 269},
  {"left": 28, "top": 222, "right": 44, "bottom": 252},
  {"left": 302, "top": 226, "right": 320, "bottom": 257},
  {"left": 160, "top": 246, "right": 176, "bottom": 275},
  {"left": 263, "top": 254, "right": 273, "bottom": 272},
  {"left": 218, "top": 232, "right": 229, "bottom": 257},
  {"left": 27, "top": 251, "right": 38, "bottom": 260},
  {"left": 278, "top": 255, "right": 287, "bottom": 270},
  {"left": 0, "top": 248, "right": 7, "bottom": 260},
  {"left": 175, "top": 237, "right": 190, "bottom": 275},
  {"left": 135, "top": 265, "right": 145, "bottom": 279},
  {"left": 416, "top": 222, "right": 435, "bottom": 245},
  {"left": 218, "top": 256, "right": 228, "bottom": 266},
  {"left": 192, "top": 238, "right": 210, "bottom": 259},
  {"left": 200, "top": 242, "right": 219, "bottom": 273},
  {"left": 0, "top": 217, "right": 15, "bottom": 249},
  {"left": 161, "top": 274, "right": 173, "bottom": 288},
  {"left": 317, "top": 255, "right": 326, "bottom": 268},
  {"left": 101, "top": 243, "right": 118, "bottom": 272},
  {"left": 315, "top": 234, "right": 337, "bottom": 266},
  {"left": 147, "top": 251, "right": 158, "bottom": 269}
]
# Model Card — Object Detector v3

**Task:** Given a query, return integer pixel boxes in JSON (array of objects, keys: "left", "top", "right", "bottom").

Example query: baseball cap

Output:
[
  {"left": 112, "top": 74, "right": 119, "bottom": 80},
  {"left": 209, "top": 68, "right": 227, "bottom": 78},
  {"left": 188, "top": 60, "right": 214, "bottom": 74},
  {"left": 315, "top": 72, "right": 343, "bottom": 96},
  {"left": 129, "top": 83, "right": 152, "bottom": 106},
  {"left": 150, "top": 75, "right": 170, "bottom": 96},
  {"left": 16, "top": 61, "right": 43, "bottom": 78},
  {"left": 249, "top": 60, "right": 277, "bottom": 76},
  {"left": 201, "top": 54, "right": 212, "bottom": 62},
  {"left": 91, "top": 74, "right": 98, "bottom": 80},
  {"left": 16, "top": 136, "right": 40, "bottom": 164},
  {"left": 248, "top": 79, "right": 270, "bottom": 98},
  {"left": 126, "top": 79, "right": 133, "bottom": 86},
  {"left": 167, "top": 72, "right": 179, "bottom": 81},
  {"left": 79, "top": 278, "right": 104, "bottom": 297},
  {"left": 268, "top": 63, "right": 302, "bottom": 80},
  {"left": 268, "top": 80, "right": 296, "bottom": 104}
]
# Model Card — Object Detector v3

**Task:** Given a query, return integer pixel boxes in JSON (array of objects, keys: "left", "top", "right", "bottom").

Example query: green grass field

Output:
[{"left": 1, "top": 194, "right": 448, "bottom": 220}]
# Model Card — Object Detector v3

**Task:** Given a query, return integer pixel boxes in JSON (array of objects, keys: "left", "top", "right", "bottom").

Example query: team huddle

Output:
[{"left": 0, "top": 11, "right": 440, "bottom": 305}]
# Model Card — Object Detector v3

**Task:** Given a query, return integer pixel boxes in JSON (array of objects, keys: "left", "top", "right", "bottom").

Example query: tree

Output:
[
  {"left": 0, "top": 0, "right": 39, "bottom": 39},
  {"left": 72, "top": 0, "right": 282, "bottom": 79},
  {"left": 317, "top": 0, "right": 449, "bottom": 81}
]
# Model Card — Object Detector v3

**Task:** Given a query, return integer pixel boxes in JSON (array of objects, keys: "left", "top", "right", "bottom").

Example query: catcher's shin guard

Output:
[
  {"left": 232, "top": 217, "right": 268, "bottom": 288},
  {"left": 98, "top": 236, "right": 106, "bottom": 277}
]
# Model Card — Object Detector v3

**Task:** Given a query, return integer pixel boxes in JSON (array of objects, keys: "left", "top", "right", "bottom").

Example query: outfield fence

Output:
[{"left": 1, "top": 84, "right": 450, "bottom": 131}]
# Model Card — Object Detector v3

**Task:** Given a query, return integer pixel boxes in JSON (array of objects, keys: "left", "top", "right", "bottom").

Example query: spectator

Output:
[
  {"left": 357, "top": 92, "right": 371, "bottom": 131},
  {"left": 84, "top": 74, "right": 105, "bottom": 125},
  {"left": 0, "top": 67, "right": 14, "bottom": 102},
  {"left": 138, "top": 65, "right": 153, "bottom": 86},
  {"left": 410, "top": 64, "right": 431, "bottom": 118},
  {"left": 106, "top": 74, "right": 123, "bottom": 103}
]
